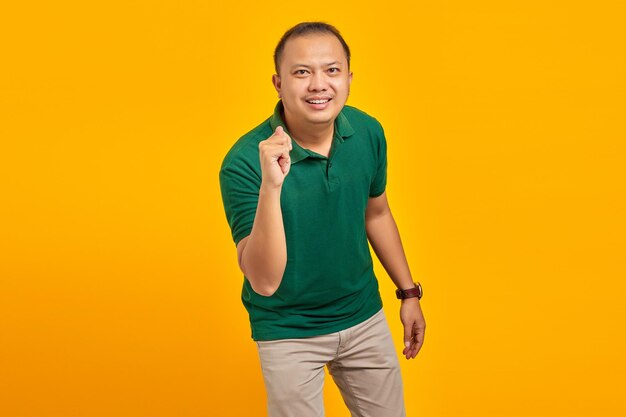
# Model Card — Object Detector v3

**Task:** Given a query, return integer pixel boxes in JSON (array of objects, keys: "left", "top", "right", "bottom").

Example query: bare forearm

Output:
[
  {"left": 365, "top": 211, "right": 414, "bottom": 290},
  {"left": 240, "top": 184, "right": 287, "bottom": 296}
]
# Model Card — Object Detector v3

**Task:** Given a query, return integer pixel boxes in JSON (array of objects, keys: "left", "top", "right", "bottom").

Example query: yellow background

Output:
[{"left": 1, "top": 1, "right": 625, "bottom": 416}]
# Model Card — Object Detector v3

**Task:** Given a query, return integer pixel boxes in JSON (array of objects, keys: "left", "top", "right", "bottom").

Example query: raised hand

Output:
[{"left": 259, "top": 126, "right": 293, "bottom": 189}]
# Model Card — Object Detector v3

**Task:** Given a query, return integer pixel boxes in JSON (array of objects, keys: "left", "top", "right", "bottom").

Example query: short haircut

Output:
[{"left": 273, "top": 21, "right": 351, "bottom": 75}]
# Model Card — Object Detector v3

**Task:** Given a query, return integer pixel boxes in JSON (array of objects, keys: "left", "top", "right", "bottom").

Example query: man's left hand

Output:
[{"left": 400, "top": 298, "right": 426, "bottom": 359}]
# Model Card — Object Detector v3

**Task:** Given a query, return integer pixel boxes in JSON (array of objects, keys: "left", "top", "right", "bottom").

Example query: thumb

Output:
[
  {"left": 275, "top": 125, "right": 292, "bottom": 150},
  {"left": 403, "top": 323, "right": 413, "bottom": 348}
]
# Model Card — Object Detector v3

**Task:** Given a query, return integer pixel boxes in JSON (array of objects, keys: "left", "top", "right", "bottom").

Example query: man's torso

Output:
[{"left": 219, "top": 100, "right": 388, "bottom": 340}]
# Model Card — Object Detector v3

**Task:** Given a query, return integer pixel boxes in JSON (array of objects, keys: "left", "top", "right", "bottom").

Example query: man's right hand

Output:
[{"left": 259, "top": 126, "right": 292, "bottom": 189}]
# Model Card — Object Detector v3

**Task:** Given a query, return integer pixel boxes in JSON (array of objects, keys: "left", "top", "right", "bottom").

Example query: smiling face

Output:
[{"left": 272, "top": 33, "right": 353, "bottom": 130}]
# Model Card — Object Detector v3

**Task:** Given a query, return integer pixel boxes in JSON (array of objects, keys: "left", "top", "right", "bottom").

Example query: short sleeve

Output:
[
  {"left": 369, "top": 121, "right": 388, "bottom": 197},
  {"left": 219, "top": 158, "right": 261, "bottom": 246}
]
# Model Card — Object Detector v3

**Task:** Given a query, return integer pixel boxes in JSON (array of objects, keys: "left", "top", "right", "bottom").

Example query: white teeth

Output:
[{"left": 307, "top": 99, "right": 329, "bottom": 104}]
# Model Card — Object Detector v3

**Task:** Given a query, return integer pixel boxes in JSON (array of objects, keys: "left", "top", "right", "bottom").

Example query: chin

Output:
[
  {"left": 308, "top": 107, "right": 342, "bottom": 122},
  {"left": 307, "top": 113, "right": 336, "bottom": 124}
]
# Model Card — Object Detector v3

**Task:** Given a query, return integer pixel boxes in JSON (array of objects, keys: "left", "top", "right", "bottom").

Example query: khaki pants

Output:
[{"left": 255, "top": 308, "right": 406, "bottom": 417}]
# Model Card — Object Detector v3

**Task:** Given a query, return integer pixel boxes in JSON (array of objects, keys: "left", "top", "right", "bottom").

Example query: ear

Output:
[
  {"left": 272, "top": 74, "right": 281, "bottom": 95},
  {"left": 346, "top": 71, "right": 353, "bottom": 97}
]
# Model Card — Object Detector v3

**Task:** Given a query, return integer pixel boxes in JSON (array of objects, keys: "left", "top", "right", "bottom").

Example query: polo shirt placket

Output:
[{"left": 269, "top": 103, "right": 355, "bottom": 193}]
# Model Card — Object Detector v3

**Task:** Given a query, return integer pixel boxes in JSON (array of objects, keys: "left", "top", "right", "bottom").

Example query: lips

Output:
[
  {"left": 305, "top": 97, "right": 333, "bottom": 109},
  {"left": 306, "top": 97, "right": 332, "bottom": 104}
]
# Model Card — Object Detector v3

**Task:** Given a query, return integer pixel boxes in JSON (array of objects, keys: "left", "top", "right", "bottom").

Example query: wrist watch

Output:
[{"left": 396, "top": 282, "right": 423, "bottom": 300}]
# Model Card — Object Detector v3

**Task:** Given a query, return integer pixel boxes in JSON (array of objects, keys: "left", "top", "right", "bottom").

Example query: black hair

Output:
[{"left": 273, "top": 21, "right": 351, "bottom": 75}]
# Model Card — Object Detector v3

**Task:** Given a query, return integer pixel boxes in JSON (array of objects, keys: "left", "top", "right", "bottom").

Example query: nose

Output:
[{"left": 308, "top": 71, "right": 328, "bottom": 92}]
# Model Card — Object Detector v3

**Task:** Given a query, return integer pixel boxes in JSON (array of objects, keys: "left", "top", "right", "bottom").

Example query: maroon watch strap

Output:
[{"left": 396, "top": 282, "right": 423, "bottom": 300}]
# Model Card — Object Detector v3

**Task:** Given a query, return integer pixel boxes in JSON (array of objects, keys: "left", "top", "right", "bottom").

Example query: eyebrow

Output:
[{"left": 290, "top": 61, "right": 342, "bottom": 70}]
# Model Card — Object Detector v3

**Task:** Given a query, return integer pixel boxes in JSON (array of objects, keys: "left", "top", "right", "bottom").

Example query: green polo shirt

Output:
[{"left": 219, "top": 100, "right": 388, "bottom": 341}]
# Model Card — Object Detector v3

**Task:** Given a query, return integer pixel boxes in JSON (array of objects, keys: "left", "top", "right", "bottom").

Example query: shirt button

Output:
[{"left": 328, "top": 162, "right": 333, "bottom": 168}]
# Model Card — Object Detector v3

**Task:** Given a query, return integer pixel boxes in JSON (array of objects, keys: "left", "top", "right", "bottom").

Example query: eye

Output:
[
  {"left": 328, "top": 67, "right": 340, "bottom": 73},
  {"left": 295, "top": 69, "right": 308, "bottom": 75}
]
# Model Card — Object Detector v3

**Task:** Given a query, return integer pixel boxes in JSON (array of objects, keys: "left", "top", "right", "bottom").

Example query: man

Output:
[{"left": 219, "top": 21, "right": 426, "bottom": 417}]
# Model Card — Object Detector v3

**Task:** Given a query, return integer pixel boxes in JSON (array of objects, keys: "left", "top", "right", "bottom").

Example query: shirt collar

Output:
[{"left": 269, "top": 100, "right": 355, "bottom": 164}]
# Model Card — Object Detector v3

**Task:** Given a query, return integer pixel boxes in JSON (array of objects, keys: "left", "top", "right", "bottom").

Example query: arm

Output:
[
  {"left": 236, "top": 126, "right": 292, "bottom": 297},
  {"left": 365, "top": 191, "right": 426, "bottom": 359},
  {"left": 237, "top": 185, "right": 287, "bottom": 297}
]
